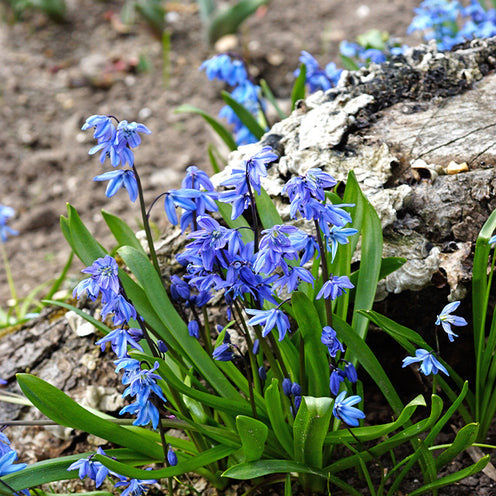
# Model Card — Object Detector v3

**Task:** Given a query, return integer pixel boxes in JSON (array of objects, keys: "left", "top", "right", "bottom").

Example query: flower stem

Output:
[
  {"left": 0, "top": 242, "right": 20, "bottom": 319},
  {"left": 314, "top": 219, "right": 333, "bottom": 327},
  {"left": 245, "top": 172, "right": 260, "bottom": 251},
  {"left": 132, "top": 165, "right": 162, "bottom": 280}
]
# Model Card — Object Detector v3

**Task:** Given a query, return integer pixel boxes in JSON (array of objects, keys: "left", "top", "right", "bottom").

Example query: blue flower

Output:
[
  {"left": 212, "top": 343, "right": 235, "bottom": 361},
  {"left": 188, "top": 320, "right": 200, "bottom": 338},
  {"left": 332, "top": 391, "right": 365, "bottom": 427},
  {"left": 246, "top": 308, "right": 290, "bottom": 341},
  {"left": 435, "top": 301, "right": 467, "bottom": 342},
  {"left": 163, "top": 189, "right": 201, "bottom": 226},
  {"left": 114, "top": 477, "right": 156, "bottom": 496},
  {"left": 321, "top": 326, "right": 344, "bottom": 357},
  {"left": 402, "top": 349, "right": 449, "bottom": 376},
  {"left": 81, "top": 255, "right": 120, "bottom": 294},
  {"left": 316, "top": 275, "right": 354, "bottom": 301},
  {"left": 182, "top": 165, "right": 215, "bottom": 192},
  {"left": 221, "top": 146, "right": 278, "bottom": 196},
  {"left": 95, "top": 327, "right": 144, "bottom": 358},
  {"left": 200, "top": 54, "right": 248, "bottom": 86},
  {"left": 167, "top": 447, "right": 178, "bottom": 467},
  {"left": 0, "top": 205, "right": 18, "bottom": 243},
  {"left": 326, "top": 226, "right": 358, "bottom": 262},
  {"left": 93, "top": 169, "right": 138, "bottom": 202},
  {"left": 116, "top": 120, "right": 151, "bottom": 149},
  {"left": 82, "top": 115, "right": 115, "bottom": 142},
  {"left": 0, "top": 448, "right": 27, "bottom": 476},
  {"left": 330, "top": 368, "right": 345, "bottom": 395},
  {"left": 67, "top": 448, "right": 110, "bottom": 488},
  {"left": 294, "top": 51, "right": 342, "bottom": 93}
]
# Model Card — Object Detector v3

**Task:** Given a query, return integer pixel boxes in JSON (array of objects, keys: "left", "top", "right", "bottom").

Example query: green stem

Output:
[
  {"left": 314, "top": 219, "right": 333, "bottom": 327},
  {"left": 0, "top": 242, "right": 20, "bottom": 319},
  {"left": 132, "top": 165, "right": 162, "bottom": 281}
]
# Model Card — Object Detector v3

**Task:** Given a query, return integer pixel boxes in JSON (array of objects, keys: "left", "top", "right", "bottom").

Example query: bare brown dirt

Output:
[{"left": 0, "top": 0, "right": 420, "bottom": 303}]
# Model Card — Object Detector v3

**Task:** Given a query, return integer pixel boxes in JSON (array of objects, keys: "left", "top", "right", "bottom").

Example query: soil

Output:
[{"left": 3, "top": 1, "right": 495, "bottom": 495}]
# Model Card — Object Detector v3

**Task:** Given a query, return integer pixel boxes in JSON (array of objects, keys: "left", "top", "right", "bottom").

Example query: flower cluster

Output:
[
  {"left": 200, "top": 54, "right": 267, "bottom": 145},
  {"left": 82, "top": 115, "right": 151, "bottom": 201},
  {"left": 402, "top": 301, "right": 467, "bottom": 376},
  {"left": 294, "top": 51, "right": 343, "bottom": 93},
  {"left": 73, "top": 255, "right": 166, "bottom": 428},
  {"left": 0, "top": 205, "right": 18, "bottom": 243},
  {"left": 321, "top": 326, "right": 358, "bottom": 396},
  {"left": 408, "top": 0, "right": 496, "bottom": 51}
]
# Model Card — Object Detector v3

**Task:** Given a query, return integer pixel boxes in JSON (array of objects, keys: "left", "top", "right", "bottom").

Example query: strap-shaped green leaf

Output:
[
  {"left": 435, "top": 423, "right": 479, "bottom": 470},
  {"left": 43, "top": 299, "right": 112, "bottom": 336},
  {"left": 221, "top": 91, "right": 266, "bottom": 140},
  {"left": 254, "top": 187, "right": 283, "bottom": 230},
  {"left": 333, "top": 314, "right": 403, "bottom": 415},
  {"left": 236, "top": 415, "right": 269, "bottom": 462},
  {"left": 264, "top": 379, "right": 293, "bottom": 457},
  {"left": 222, "top": 459, "right": 327, "bottom": 480},
  {"left": 408, "top": 455, "right": 489, "bottom": 496},
  {"left": 293, "top": 396, "right": 333, "bottom": 469},
  {"left": 291, "top": 63, "right": 306, "bottom": 110},
  {"left": 207, "top": 0, "right": 268, "bottom": 45},
  {"left": 175, "top": 104, "right": 237, "bottom": 151},
  {"left": 94, "top": 445, "right": 236, "bottom": 479},
  {"left": 260, "top": 79, "right": 287, "bottom": 119},
  {"left": 101, "top": 210, "right": 146, "bottom": 254},
  {"left": 16, "top": 374, "right": 164, "bottom": 460},
  {"left": 65, "top": 204, "right": 107, "bottom": 265},
  {"left": 292, "top": 292, "right": 328, "bottom": 397}
]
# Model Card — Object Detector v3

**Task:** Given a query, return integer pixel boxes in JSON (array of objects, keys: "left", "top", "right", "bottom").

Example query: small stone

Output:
[
  {"left": 267, "top": 51, "right": 285, "bottom": 66},
  {"left": 65, "top": 310, "right": 96, "bottom": 337},
  {"left": 215, "top": 34, "right": 238, "bottom": 53},
  {"left": 446, "top": 161, "right": 469, "bottom": 174}
]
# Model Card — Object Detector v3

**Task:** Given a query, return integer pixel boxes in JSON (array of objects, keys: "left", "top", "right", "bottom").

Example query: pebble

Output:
[{"left": 447, "top": 160, "right": 469, "bottom": 174}]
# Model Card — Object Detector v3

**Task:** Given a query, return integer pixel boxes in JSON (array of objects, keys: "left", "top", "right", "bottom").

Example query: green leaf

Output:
[
  {"left": 65, "top": 204, "right": 107, "bottom": 265},
  {"left": 292, "top": 292, "right": 328, "bottom": 397},
  {"left": 293, "top": 396, "right": 333, "bottom": 469},
  {"left": 207, "top": 143, "right": 222, "bottom": 174},
  {"left": 207, "top": 0, "right": 268, "bottom": 45},
  {"left": 175, "top": 104, "right": 237, "bottom": 151},
  {"left": 95, "top": 445, "right": 237, "bottom": 479},
  {"left": 222, "top": 460, "right": 327, "bottom": 480},
  {"left": 118, "top": 246, "right": 240, "bottom": 400},
  {"left": 264, "top": 380, "right": 293, "bottom": 457},
  {"left": 221, "top": 90, "right": 266, "bottom": 140},
  {"left": 333, "top": 315, "right": 403, "bottom": 415},
  {"left": 349, "top": 171, "right": 382, "bottom": 341},
  {"left": 291, "top": 63, "right": 307, "bottom": 110},
  {"left": 102, "top": 210, "right": 146, "bottom": 254},
  {"left": 236, "top": 415, "right": 269, "bottom": 462},
  {"left": 254, "top": 187, "right": 283, "bottom": 229},
  {"left": 260, "top": 79, "right": 286, "bottom": 120},
  {"left": 16, "top": 374, "right": 164, "bottom": 460},
  {"left": 340, "top": 54, "right": 360, "bottom": 71},
  {"left": 408, "top": 455, "right": 490, "bottom": 496},
  {"left": 435, "top": 423, "right": 479, "bottom": 470},
  {"left": 135, "top": 0, "right": 165, "bottom": 36}
]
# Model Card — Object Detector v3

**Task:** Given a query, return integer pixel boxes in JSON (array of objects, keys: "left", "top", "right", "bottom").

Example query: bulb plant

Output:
[{"left": 0, "top": 112, "right": 492, "bottom": 496}]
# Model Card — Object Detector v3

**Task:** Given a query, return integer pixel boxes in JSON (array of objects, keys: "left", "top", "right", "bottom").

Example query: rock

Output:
[{"left": 215, "top": 37, "right": 496, "bottom": 299}]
